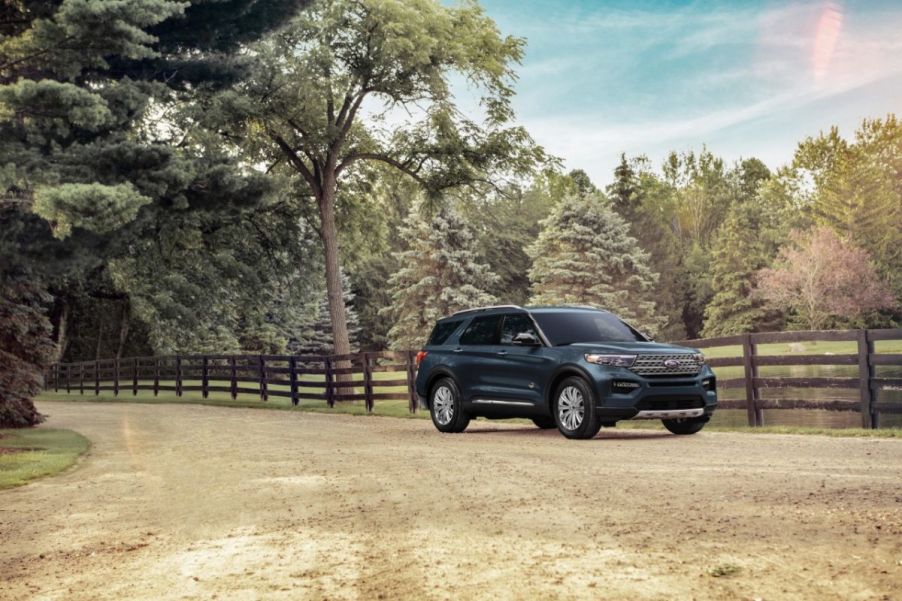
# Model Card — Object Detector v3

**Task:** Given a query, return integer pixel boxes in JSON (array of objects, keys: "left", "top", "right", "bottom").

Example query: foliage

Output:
[
  {"left": 205, "top": 0, "right": 545, "bottom": 357},
  {"left": 0, "top": 277, "right": 55, "bottom": 427},
  {"left": 383, "top": 202, "right": 498, "bottom": 350},
  {"left": 793, "top": 117, "right": 902, "bottom": 301},
  {"left": 292, "top": 271, "right": 362, "bottom": 355},
  {"left": 756, "top": 227, "right": 896, "bottom": 330},
  {"left": 528, "top": 193, "right": 664, "bottom": 336}
]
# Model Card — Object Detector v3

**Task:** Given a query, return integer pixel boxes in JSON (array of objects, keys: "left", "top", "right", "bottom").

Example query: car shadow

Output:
[{"left": 463, "top": 426, "right": 673, "bottom": 440}]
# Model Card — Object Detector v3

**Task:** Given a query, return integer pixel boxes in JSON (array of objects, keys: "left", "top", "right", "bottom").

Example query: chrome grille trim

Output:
[{"left": 629, "top": 354, "right": 701, "bottom": 377}]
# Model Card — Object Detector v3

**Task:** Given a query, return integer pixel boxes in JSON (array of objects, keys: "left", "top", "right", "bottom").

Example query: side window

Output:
[
  {"left": 459, "top": 315, "right": 502, "bottom": 345},
  {"left": 500, "top": 314, "right": 539, "bottom": 345},
  {"left": 427, "top": 320, "right": 461, "bottom": 346}
]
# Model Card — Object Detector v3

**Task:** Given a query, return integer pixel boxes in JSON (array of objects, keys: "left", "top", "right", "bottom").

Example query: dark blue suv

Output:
[{"left": 415, "top": 305, "right": 717, "bottom": 439}]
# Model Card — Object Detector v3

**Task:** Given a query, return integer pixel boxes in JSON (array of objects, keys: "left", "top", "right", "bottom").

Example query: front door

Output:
[{"left": 493, "top": 313, "right": 552, "bottom": 407}]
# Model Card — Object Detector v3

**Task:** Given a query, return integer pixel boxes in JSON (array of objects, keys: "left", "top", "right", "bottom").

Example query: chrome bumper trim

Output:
[{"left": 634, "top": 408, "right": 704, "bottom": 420}]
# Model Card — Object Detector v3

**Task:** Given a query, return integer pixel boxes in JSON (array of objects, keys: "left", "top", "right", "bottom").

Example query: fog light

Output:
[
  {"left": 702, "top": 377, "right": 715, "bottom": 391},
  {"left": 612, "top": 380, "right": 640, "bottom": 392}
]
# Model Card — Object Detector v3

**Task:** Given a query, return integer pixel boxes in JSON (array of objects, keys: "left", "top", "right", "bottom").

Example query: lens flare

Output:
[{"left": 812, "top": 2, "right": 843, "bottom": 82}]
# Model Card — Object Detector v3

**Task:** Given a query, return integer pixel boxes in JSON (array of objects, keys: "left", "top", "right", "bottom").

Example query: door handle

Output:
[
  {"left": 453, "top": 348, "right": 463, "bottom": 353},
  {"left": 497, "top": 350, "right": 508, "bottom": 356}
]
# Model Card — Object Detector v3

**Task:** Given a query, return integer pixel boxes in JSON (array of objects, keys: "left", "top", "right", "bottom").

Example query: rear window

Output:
[
  {"left": 532, "top": 311, "right": 645, "bottom": 345},
  {"left": 459, "top": 315, "right": 502, "bottom": 345},
  {"left": 428, "top": 320, "right": 462, "bottom": 346}
]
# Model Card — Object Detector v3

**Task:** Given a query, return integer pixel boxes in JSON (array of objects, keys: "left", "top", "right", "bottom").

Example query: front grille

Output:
[
  {"left": 636, "top": 396, "right": 705, "bottom": 411},
  {"left": 629, "top": 354, "right": 701, "bottom": 377}
]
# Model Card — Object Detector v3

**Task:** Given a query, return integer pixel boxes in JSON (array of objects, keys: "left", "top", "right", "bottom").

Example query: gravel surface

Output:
[{"left": 1, "top": 402, "right": 900, "bottom": 600}]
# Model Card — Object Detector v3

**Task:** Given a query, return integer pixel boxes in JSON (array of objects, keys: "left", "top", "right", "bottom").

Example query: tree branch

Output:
[{"left": 270, "top": 132, "right": 320, "bottom": 195}]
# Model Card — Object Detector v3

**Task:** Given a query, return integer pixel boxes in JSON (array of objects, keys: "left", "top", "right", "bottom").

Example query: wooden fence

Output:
[
  {"left": 46, "top": 351, "right": 419, "bottom": 413},
  {"left": 46, "top": 328, "right": 902, "bottom": 428},
  {"left": 675, "top": 328, "right": 902, "bottom": 428}
]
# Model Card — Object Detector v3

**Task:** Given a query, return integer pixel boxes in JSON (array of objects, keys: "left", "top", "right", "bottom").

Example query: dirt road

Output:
[{"left": 1, "top": 402, "right": 900, "bottom": 600}]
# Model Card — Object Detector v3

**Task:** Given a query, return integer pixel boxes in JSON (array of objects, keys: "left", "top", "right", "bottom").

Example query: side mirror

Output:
[{"left": 512, "top": 332, "right": 541, "bottom": 346}]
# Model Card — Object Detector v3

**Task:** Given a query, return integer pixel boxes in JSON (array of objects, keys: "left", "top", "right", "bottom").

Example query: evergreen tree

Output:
[
  {"left": 528, "top": 194, "right": 664, "bottom": 337},
  {"left": 292, "top": 272, "right": 361, "bottom": 355},
  {"left": 383, "top": 204, "right": 498, "bottom": 350},
  {"left": 702, "top": 201, "right": 784, "bottom": 336},
  {"left": 607, "top": 153, "right": 642, "bottom": 224}
]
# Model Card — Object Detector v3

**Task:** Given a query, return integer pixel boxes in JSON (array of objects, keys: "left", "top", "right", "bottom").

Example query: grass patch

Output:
[
  {"left": 0, "top": 428, "right": 90, "bottom": 490},
  {"left": 35, "top": 392, "right": 902, "bottom": 437}
]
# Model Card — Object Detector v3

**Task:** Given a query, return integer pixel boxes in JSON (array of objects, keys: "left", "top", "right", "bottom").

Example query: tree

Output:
[
  {"left": 793, "top": 117, "right": 902, "bottom": 301},
  {"left": 702, "top": 200, "right": 784, "bottom": 336},
  {"left": 207, "top": 0, "right": 544, "bottom": 359},
  {"left": 382, "top": 203, "right": 498, "bottom": 350},
  {"left": 292, "top": 271, "right": 361, "bottom": 354},
  {"left": 0, "top": 0, "right": 303, "bottom": 425},
  {"left": 756, "top": 227, "right": 896, "bottom": 330},
  {"left": 527, "top": 194, "right": 664, "bottom": 336}
]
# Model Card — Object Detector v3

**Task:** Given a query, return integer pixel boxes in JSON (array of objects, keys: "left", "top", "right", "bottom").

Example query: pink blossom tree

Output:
[{"left": 756, "top": 226, "right": 897, "bottom": 330}]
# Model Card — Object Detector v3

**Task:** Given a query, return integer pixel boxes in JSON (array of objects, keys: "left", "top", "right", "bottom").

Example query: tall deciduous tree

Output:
[
  {"left": 207, "top": 0, "right": 543, "bottom": 359},
  {"left": 527, "top": 194, "right": 664, "bottom": 336},
  {"left": 756, "top": 227, "right": 896, "bottom": 330},
  {"left": 382, "top": 203, "right": 498, "bottom": 350}
]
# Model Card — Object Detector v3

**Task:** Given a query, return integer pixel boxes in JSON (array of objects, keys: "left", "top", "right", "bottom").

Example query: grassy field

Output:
[
  {"left": 0, "top": 428, "right": 90, "bottom": 489},
  {"left": 36, "top": 392, "right": 902, "bottom": 437}
]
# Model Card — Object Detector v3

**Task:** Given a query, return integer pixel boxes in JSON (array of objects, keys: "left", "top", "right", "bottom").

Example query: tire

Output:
[
  {"left": 553, "top": 376, "right": 602, "bottom": 440},
  {"left": 662, "top": 417, "right": 707, "bottom": 435},
  {"left": 429, "top": 378, "right": 470, "bottom": 433},
  {"left": 531, "top": 416, "right": 556, "bottom": 429}
]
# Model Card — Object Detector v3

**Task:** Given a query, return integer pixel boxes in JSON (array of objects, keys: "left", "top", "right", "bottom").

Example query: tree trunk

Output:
[
  {"left": 317, "top": 184, "right": 351, "bottom": 358},
  {"left": 116, "top": 299, "right": 130, "bottom": 359},
  {"left": 52, "top": 298, "right": 70, "bottom": 363},
  {"left": 317, "top": 182, "right": 353, "bottom": 395}
]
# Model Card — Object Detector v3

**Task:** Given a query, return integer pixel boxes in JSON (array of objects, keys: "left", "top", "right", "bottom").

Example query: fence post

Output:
[
  {"left": 741, "top": 334, "right": 760, "bottom": 427},
  {"left": 132, "top": 357, "right": 138, "bottom": 396},
  {"left": 858, "top": 330, "right": 875, "bottom": 429},
  {"left": 175, "top": 355, "right": 182, "bottom": 397},
  {"left": 79, "top": 363, "right": 84, "bottom": 395},
  {"left": 94, "top": 360, "right": 99, "bottom": 395},
  {"left": 153, "top": 357, "right": 159, "bottom": 397},
  {"left": 64, "top": 364, "right": 70, "bottom": 394},
  {"left": 289, "top": 356, "right": 299, "bottom": 406},
  {"left": 362, "top": 352, "right": 373, "bottom": 413},
  {"left": 229, "top": 356, "right": 237, "bottom": 399},
  {"left": 259, "top": 355, "right": 268, "bottom": 401},
  {"left": 113, "top": 359, "right": 119, "bottom": 396},
  {"left": 407, "top": 351, "right": 417, "bottom": 413},
  {"left": 325, "top": 356, "right": 334, "bottom": 407},
  {"left": 202, "top": 355, "right": 209, "bottom": 399}
]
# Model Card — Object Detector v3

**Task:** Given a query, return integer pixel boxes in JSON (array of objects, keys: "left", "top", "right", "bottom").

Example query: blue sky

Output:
[{"left": 475, "top": 0, "right": 902, "bottom": 186}]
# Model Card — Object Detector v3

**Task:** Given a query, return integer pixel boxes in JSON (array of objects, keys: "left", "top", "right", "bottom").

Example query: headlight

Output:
[
  {"left": 693, "top": 353, "right": 706, "bottom": 364},
  {"left": 585, "top": 354, "right": 637, "bottom": 367}
]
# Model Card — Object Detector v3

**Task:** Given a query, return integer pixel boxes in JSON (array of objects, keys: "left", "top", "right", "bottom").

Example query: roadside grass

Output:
[
  {"left": 699, "top": 338, "right": 902, "bottom": 359},
  {"left": 0, "top": 428, "right": 90, "bottom": 490},
  {"left": 35, "top": 392, "right": 902, "bottom": 437}
]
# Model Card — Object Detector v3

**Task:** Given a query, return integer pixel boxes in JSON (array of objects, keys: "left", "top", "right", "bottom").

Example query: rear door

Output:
[{"left": 454, "top": 314, "right": 505, "bottom": 401}]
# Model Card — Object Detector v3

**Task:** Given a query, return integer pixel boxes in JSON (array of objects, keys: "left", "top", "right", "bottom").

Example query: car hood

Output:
[{"left": 567, "top": 341, "right": 698, "bottom": 354}]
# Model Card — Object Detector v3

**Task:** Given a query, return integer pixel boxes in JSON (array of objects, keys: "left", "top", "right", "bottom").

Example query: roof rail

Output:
[{"left": 450, "top": 304, "right": 525, "bottom": 317}]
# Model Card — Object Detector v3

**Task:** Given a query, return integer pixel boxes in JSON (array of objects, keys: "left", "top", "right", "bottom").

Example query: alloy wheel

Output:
[{"left": 558, "top": 385, "right": 584, "bottom": 430}]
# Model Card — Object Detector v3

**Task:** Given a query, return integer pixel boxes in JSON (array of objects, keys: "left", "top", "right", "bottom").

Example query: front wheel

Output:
[
  {"left": 553, "top": 377, "right": 602, "bottom": 440},
  {"left": 429, "top": 378, "right": 470, "bottom": 433},
  {"left": 662, "top": 417, "right": 707, "bottom": 435}
]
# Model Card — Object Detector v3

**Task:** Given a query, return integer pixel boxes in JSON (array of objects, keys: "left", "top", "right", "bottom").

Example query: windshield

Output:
[{"left": 532, "top": 311, "right": 646, "bottom": 345}]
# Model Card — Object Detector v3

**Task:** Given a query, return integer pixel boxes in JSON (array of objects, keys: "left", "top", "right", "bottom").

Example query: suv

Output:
[{"left": 415, "top": 305, "right": 717, "bottom": 439}]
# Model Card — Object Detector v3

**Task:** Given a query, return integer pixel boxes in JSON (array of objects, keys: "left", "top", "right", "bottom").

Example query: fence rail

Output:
[
  {"left": 46, "top": 328, "right": 902, "bottom": 428},
  {"left": 46, "top": 351, "right": 420, "bottom": 413},
  {"left": 674, "top": 328, "right": 902, "bottom": 428}
]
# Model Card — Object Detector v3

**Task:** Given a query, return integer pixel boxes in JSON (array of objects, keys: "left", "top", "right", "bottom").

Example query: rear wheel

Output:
[
  {"left": 429, "top": 378, "right": 470, "bottom": 433},
  {"left": 531, "top": 416, "right": 556, "bottom": 429},
  {"left": 662, "top": 417, "right": 707, "bottom": 435},
  {"left": 553, "top": 377, "right": 602, "bottom": 440}
]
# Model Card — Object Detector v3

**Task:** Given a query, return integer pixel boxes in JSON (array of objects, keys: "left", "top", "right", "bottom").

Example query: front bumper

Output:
[{"left": 587, "top": 365, "right": 718, "bottom": 422}]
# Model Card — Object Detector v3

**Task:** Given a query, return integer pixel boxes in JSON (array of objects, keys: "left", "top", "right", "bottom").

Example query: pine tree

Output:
[
  {"left": 528, "top": 194, "right": 664, "bottom": 337},
  {"left": 292, "top": 272, "right": 361, "bottom": 355},
  {"left": 383, "top": 204, "right": 498, "bottom": 350},
  {"left": 701, "top": 201, "right": 784, "bottom": 336}
]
